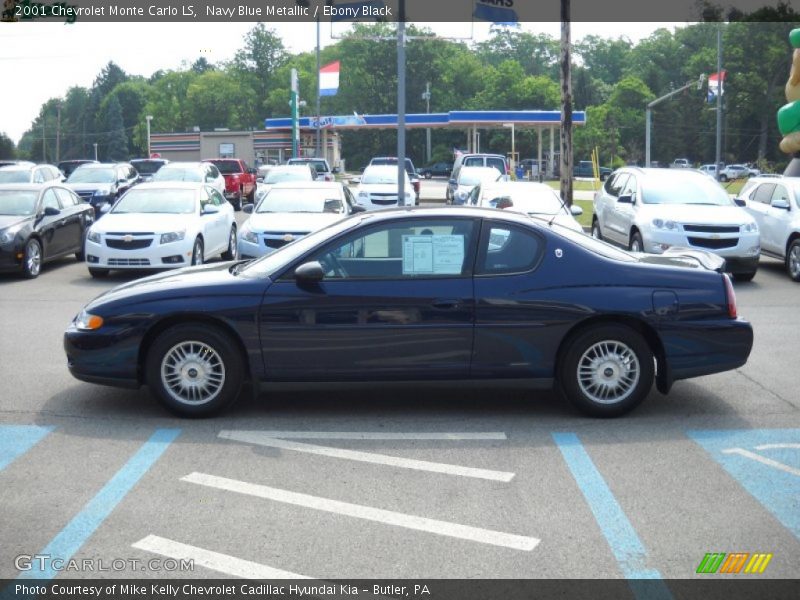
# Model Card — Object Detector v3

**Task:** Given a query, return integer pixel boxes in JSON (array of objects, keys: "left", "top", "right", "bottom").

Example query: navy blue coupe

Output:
[{"left": 64, "top": 207, "right": 753, "bottom": 417}]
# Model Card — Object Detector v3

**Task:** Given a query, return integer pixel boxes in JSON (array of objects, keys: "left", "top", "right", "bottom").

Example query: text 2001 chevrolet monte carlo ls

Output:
[{"left": 64, "top": 207, "right": 753, "bottom": 417}]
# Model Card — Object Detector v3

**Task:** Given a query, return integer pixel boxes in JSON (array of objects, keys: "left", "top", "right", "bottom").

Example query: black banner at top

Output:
[{"left": 1, "top": 0, "right": 798, "bottom": 24}]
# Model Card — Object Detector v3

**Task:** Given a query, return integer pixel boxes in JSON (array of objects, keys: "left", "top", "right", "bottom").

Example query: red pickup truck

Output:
[{"left": 204, "top": 158, "right": 257, "bottom": 211}]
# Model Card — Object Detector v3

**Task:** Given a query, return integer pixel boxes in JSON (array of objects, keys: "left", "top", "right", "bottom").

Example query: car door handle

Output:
[{"left": 431, "top": 298, "right": 460, "bottom": 310}]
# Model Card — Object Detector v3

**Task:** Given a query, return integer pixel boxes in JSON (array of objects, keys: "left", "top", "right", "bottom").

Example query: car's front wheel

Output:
[
  {"left": 787, "top": 239, "right": 800, "bottom": 282},
  {"left": 629, "top": 231, "right": 644, "bottom": 253},
  {"left": 591, "top": 218, "right": 602, "bottom": 240},
  {"left": 190, "top": 237, "right": 204, "bottom": 266},
  {"left": 558, "top": 324, "right": 654, "bottom": 417},
  {"left": 145, "top": 324, "right": 243, "bottom": 417},
  {"left": 720, "top": 174, "right": 729, "bottom": 182},
  {"left": 221, "top": 226, "right": 237, "bottom": 260},
  {"left": 22, "top": 238, "right": 42, "bottom": 279}
]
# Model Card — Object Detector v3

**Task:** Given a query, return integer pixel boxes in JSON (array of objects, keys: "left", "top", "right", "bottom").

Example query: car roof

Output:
[
  {"left": 126, "top": 181, "right": 203, "bottom": 191},
  {"left": 270, "top": 165, "right": 313, "bottom": 171},
  {"left": 0, "top": 182, "right": 62, "bottom": 191},
  {"left": 271, "top": 181, "right": 342, "bottom": 189},
  {"left": 75, "top": 162, "right": 126, "bottom": 169},
  {"left": 161, "top": 162, "right": 207, "bottom": 169},
  {"left": 0, "top": 165, "right": 35, "bottom": 172}
]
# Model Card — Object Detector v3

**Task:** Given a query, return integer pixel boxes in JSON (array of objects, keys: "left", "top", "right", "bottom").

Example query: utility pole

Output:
[
  {"left": 42, "top": 116, "right": 46, "bottom": 162},
  {"left": 56, "top": 103, "right": 61, "bottom": 163},
  {"left": 93, "top": 142, "right": 98, "bottom": 161},
  {"left": 315, "top": 13, "right": 321, "bottom": 158},
  {"left": 146, "top": 115, "right": 153, "bottom": 158},
  {"left": 645, "top": 75, "right": 705, "bottom": 167},
  {"left": 559, "top": 0, "right": 573, "bottom": 206},
  {"left": 715, "top": 23, "right": 723, "bottom": 179},
  {"left": 291, "top": 68, "right": 299, "bottom": 158},
  {"left": 422, "top": 81, "right": 431, "bottom": 164},
  {"left": 397, "top": 0, "right": 406, "bottom": 205}
]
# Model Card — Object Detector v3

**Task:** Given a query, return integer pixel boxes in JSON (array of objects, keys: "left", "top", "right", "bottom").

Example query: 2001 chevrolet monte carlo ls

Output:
[{"left": 63, "top": 207, "right": 753, "bottom": 417}]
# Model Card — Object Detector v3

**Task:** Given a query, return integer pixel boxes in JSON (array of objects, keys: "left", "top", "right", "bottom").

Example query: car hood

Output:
[
  {"left": 67, "top": 183, "right": 113, "bottom": 194},
  {"left": 87, "top": 261, "right": 249, "bottom": 310},
  {"left": 357, "top": 184, "right": 400, "bottom": 194},
  {"left": 639, "top": 203, "right": 752, "bottom": 225},
  {"left": 246, "top": 212, "right": 343, "bottom": 233},
  {"left": 0, "top": 215, "right": 30, "bottom": 230},
  {"left": 90, "top": 212, "right": 194, "bottom": 233}
]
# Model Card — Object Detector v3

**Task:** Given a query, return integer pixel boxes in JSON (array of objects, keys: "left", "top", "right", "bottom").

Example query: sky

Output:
[{"left": 0, "top": 21, "right": 686, "bottom": 145}]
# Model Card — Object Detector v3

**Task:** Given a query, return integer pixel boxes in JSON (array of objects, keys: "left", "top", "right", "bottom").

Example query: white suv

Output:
[
  {"left": 736, "top": 176, "right": 800, "bottom": 281},
  {"left": 592, "top": 168, "right": 760, "bottom": 281}
]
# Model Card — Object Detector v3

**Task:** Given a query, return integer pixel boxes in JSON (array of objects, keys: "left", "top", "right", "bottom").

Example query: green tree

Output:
[
  {"left": 0, "top": 132, "right": 15, "bottom": 159},
  {"left": 102, "top": 95, "right": 129, "bottom": 161}
]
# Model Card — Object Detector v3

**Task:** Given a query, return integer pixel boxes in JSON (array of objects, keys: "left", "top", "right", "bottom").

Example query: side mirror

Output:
[
  {"left": 734, "top": 198, "right": 746, "bottom": 207},
  {"left": 570, "top": 205, "right": 584, "bottom": 216},
  {"left": 350, "top": 204, "right": 366, "bottom": 213},
  {"left": 43, "top": 206, "right": 60, "bottom": 216},
  {"left": 243, "top": 203, "right": 254, "bottom": 214},
  {"left": 294, "top": 261, "right": 325, "bottom": 283},
  {"left": 350, "top": 177, "right": 361, "bottom": 184},
  {"left": 617, "top": 194, "right": 633, "bottom": 204},
  {"left": 248, "top": 168, "right": 257, "bottom": 175},
  {"left": 771, "top": 198, "right": 791, "bottom": 210},
  {"left": 202, "top": 204, "right": 220, "bottom": 215}
]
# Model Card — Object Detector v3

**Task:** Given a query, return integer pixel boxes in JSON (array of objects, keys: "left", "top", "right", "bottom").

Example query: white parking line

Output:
[
  {"left": 132, "top": 535, "right": 310, "bottom": 579},
  {"left": 218, "top": 431, "right": 514, "bottom": 482},
  {"left": 722, "top": 448, "right": 800, "bottom": 477},
  {"left": 218, "top": 431, "right": 508, "bottom": 440},
  {"left": 182, "top": 472, "right": 539, "bottom": 551},
  {"left": 755, "top": 443, "right": 800, "bottom": 450}
]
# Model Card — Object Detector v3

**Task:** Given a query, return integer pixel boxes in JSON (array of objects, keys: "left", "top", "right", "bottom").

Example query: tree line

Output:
[{"left": 3, "top": 8, "right": 799, "bottom": 172}]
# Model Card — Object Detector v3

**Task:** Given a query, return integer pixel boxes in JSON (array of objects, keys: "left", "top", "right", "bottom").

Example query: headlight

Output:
[
  {"left": 651, "top": 219, "right": 679, "bottom": 230},
  {"left": 0, "top": 228, "right": 17, "bottom": 245},
  {"left": 241, "top": 227, "right": 258, "bottom": 244},
  {"left": 87, "top": 230, "right": 101, "bottom": 244},
  {"left": 74, "top": 309, "right": 104, "bottom": 331},
  {"left": 160, "top": 230, "right": 186, "bottom": 244},
  {"left": 358, "top": 191, "right": 368, "bottom": 198},
  {"left": 93, "top": 189, "right": 109, "bottom": 197},
  {"left": 742, "top": 222, "right": 758, "bottom": 233}
]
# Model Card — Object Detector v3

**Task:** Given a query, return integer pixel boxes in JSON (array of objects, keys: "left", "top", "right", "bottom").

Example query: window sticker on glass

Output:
[{"left": 402, "top": 234, "right": 464, "bottom": 275}]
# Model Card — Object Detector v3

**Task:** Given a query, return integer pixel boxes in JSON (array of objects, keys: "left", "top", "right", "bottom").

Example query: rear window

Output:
[
  {"left": 486, "top": 157, "right": 506, "bottom": 173},
  {"left": 209, "top": 160, "right": 244, "bottom": 174},
  {"left": 132, "top": 160, "right": 167, "bottom": 175}
]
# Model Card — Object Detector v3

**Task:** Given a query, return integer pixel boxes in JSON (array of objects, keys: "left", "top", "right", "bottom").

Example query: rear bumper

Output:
[{"left": 659, "top": 318, "right": 753, "bottom": 386}]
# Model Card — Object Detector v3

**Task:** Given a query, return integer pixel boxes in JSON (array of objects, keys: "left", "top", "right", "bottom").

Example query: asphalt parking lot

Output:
[{"left": 1, "top": 202, "right": 799, "bottom": 588}]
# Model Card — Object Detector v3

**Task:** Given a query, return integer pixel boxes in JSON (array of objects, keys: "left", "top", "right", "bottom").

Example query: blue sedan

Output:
[{"left": 64, "top": 207, "right": 753, "bottom": 417}]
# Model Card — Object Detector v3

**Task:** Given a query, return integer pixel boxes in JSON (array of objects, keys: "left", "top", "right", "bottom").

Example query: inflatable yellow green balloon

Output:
[{"left": 778, "top": 28, "right": 800, "bottom": 154}]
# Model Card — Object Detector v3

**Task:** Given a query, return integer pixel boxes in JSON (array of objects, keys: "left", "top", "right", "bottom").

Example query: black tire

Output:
[
  {"left": 786, "top": 239, "right": 800, "bottom": 282},
  {"left": 558, "top": 324, "right": 654, "bottom": 417},
  {"left": 424, "top": 172, "right": 432, "bottom": 179},
  {"left": 732, "top": 270, "right": 757, "bottom": 282},
  {"left": 89, "top": 267, "right": 109, "bottom": 278},
  {"left": 629, "top": 231, "right": 644, "bottom": 253},
  {"left": 22, "top": 238, "right": 42, "bottom": 279},
  {"left": 591, "top": 218, "right": 603, "bottom": 240},
  {"left": 720, "top": 175, "right": 729, "bottom": 182},
  {"left": 145, "top": 324, "right": 244, "bottom": 417},
  {"left": 221, "top": 226, "right": 237, "bottom": 261},
  {"left": 190, "top": 237, "right": 204, "bottom": 266},
  {"left": 75, "top": 232, "right": 86, "bottom": 261}
]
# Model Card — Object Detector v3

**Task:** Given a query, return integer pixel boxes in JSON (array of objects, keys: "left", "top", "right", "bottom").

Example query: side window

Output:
[
  {"left": 771, "top": 184, "right": 790, "bottom": 204},
  {"left": 306, "top": 219, "right": 477, "bottom": 280},
  {"left": 606, "top": 173, "right": 628, "bottom": 197},
  {"left": 476, "top": 223, "right": 544, "bottom": 275},
  {"left": 753, "top": 183, "right": 776, "bottom": 205},
  {"left": 469, "top": 185, "right": 481, "bottom": 206},
  {"left": 206, "top": 165, "right": 219, "bottom": 182},
  {"left": 33, "top": 169, "right": 46, "bottom": 184},
  {"left": 209, "top": 188, "right": 225, "bottom": 206},
  {"left": 463, "top": 157, "right": 482, "bottom": 167},
  {"left": 343, "top": 186, "right": 356, "bottom": 208},
  {"left": 55, "top": 188, "right": 77, "bottom": 207},
  {"left": 42, "top": 189, "right": 61, "bottom": 210},
  {"left": 200, "top": 187, "right": 211, "bottom": 210},
  {"left": 620, "top": 175, "right": 637, "bottom": 202},
  {"left": 486, "top": 157, "right": 506, "bottom": 174}
]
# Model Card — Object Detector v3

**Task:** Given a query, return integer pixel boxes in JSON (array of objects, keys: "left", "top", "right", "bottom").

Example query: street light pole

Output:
[
  {"left": 422, "top": 81, "right": 431, "bottom": 164},
  {"left": 56, "top": 103, "right": 61, "bottom": 163},
  {"left": 93, "top": 142, "right": 98, "bottom": 161},
  {"left": 146, "top": 115, "right": 153, "bottom": 158},
  {"left": 315, "top": 14, "right": 321, "bottom": 158},
  {"left": 645, "top": 75, "right": 705, "bottom": 167},
  {"left": 715, "top": 23, "right": 723, "bottom": 180},
  {"left": 396, "top": 0, "right": 406, "bottom": 205}
]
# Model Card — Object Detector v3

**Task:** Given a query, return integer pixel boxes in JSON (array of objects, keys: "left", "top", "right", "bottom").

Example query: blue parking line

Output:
[
  {"left": 553, "top": 433, "right": 672, "bottom": 600},
  {"left": 0, "top": 425, "right": 53, "bottom": 472},
  {"left": 688, "top": 429, "right": 800, "bottom": 541},
  {"left": 16, "top": 428, "right": 181, "bottom": 580}
]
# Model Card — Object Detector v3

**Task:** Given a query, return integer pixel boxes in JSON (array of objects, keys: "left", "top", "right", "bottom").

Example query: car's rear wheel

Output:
[
  {"left": 191, "top": 237, "right": 204, "bottom": 266},
  {"left": 787, "top": 239, "right": 800, "bottom": 282},
  {"left": 720, "top": 174, "right": 729, "bottom": 182},
  {"left": 89, "top": 268, "right": 109, "bottom": 278},
  {"left": 22, "top": 238, "right": 42, "bottom": 279},
  {"left": 221, "top": 226, "right": 237, "bottom": 260},
  {"left": 591, "top": 218, "right": 602, "bottom": 240},
  {"left": 558, "top": 324, "right": 654, "bottom": 417},
  {"left": 629, "top": 231, "right": 644, "bottom": 253},
  {"left": 146, "top": 324, "right": 243, "bottom": 417}
]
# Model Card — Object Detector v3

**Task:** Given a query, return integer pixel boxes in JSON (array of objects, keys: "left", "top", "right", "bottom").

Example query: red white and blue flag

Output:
[
  {"left": 708, "top": 70, "right": 726, "bottom": 102},
  {"left": 320, "top": 61, "right": 340, "bottom": 97}
]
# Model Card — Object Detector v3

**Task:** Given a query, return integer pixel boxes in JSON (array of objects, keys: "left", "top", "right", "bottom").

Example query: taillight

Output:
[{"left": 723, "top": 273, "right": 737, "bottom": 319}]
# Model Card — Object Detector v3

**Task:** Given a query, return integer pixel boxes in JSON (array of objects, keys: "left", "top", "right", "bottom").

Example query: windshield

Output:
[
  {"left": 111, "top": 189, "right": 196, "bottom": 214},
  {"left": 554, "top": 224, "right": 638, "bottom": 262},
  {"left": 209, "top": 160, "right": 241, "bottom": 174},
  {"left": 257, "top": 188, "right": 344, "bottom": 214},
  {"left": 131, "top": 161, "right": 166, "bottom": 175},
  {"left": 483, "top": 186, "right": 564, "bottom": 214},
  {"left": 0, "top": 170, "right": 31, "bottom": 183},
  {"left": 290, "top": 159, "right": 327, "bottom": 173},
  {"left": 265, "top": 169, "right": 312, "bottom": 183},
  {"left": 153, "top": 168, "right": 202, "bottom": 183},
  {"left": 67, "top": 168, "right": 116, "bottom": 184},
  {"left": 0, "top": 190, "right": 37, "bottom": 215},
  {"left": 642, "top": 174, "right": 733, "bottom": 206},
  {"left": 238, "top": 216, "right": 362, "bottom": 278}
]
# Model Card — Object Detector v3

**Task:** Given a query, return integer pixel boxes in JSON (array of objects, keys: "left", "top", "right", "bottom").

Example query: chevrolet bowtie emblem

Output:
[
  {"left": 283, "top": 234, "right": 294, "bottom": 242},
  {"left": 711, "top": 234, "right": 720, "bottom": 239},
  {"left": 123, "top": 235, "right": 133, "bottom": 242}
]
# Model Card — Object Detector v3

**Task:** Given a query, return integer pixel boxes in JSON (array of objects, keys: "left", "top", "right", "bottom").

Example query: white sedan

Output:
[
  {"left": 469, "top": 181, "right": 584, "bottom": 232},
  {"left": 239, "top": 182, "right": 364, "bottom": 258},
  {"left": 152, "top": 161, "right": 226, "bottom": 196},
  {"left": 84, "top": 182, "right": 237, "bottom": 277},
  {"left": 449, "top": 166, "right": 503, "bottom": 205},
  {"left": 353, "top": 165, "right": 414, "bottom": 210},
  {"left": 254, "top": 164, "right": 316, "bottom": 204}
]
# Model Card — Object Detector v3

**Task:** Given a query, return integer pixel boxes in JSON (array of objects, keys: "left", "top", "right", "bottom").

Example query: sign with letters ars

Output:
[{"left": 402, "top": 235, "right": 464, "bottom": 275}]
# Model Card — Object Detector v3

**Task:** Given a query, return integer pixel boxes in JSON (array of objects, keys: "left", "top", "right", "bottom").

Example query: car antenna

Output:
[{"left": 548, "top": 187, "right": 571, "bottom": 227}]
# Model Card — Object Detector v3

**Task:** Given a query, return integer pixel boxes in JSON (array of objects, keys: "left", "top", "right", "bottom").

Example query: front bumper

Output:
[
  {"left": 85, "top": 235, "right": 193, "bottom": 270},
  {"left": 64, "top": 324, "right": 142, "bottom": 388},
  {"left": 0, "top": 245, "right": 23, "bottom": 272}
]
